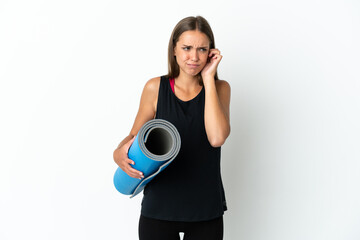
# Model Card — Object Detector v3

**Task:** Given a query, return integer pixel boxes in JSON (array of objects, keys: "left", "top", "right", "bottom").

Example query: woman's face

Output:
[{"left": 174, "top": 30, "right": 210, "bottom": 77}]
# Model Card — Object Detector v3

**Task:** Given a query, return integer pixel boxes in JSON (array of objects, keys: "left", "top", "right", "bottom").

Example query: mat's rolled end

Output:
[{"left": 113, "top": 119, "right": 181, "bottom": 198}]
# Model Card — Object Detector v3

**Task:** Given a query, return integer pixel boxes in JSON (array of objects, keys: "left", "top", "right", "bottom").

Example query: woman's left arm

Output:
[
  {"left": 202, "top": 49, "right": 231, "bottom": 147},
  {"left": 203, "top": 78, "right": 231, "bottom": 147}
]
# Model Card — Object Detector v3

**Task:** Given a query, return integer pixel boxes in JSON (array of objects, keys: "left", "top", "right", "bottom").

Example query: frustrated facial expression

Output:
[{"left": 174, "top": 30, "right": 210, "bottom": 77}]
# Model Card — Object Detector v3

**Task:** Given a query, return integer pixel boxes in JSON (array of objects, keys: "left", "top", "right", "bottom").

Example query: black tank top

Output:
[{"left": 140, "top": 76, "right": 227, "bottom": 222}]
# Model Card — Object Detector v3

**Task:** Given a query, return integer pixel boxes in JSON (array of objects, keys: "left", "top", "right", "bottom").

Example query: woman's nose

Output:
[{"left": 190, "top": 50, "right": 199, "bottom": 61}]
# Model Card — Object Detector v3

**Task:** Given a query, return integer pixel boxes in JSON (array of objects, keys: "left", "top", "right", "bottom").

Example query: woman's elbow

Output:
[
  {"left": 208, "top": 129, "right": 230, "bottom": 148},
  {"left": 209, "top": 138, "right": 225, "bottom": 148}
]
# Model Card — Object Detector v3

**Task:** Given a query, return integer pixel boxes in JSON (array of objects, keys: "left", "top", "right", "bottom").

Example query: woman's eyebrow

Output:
[{"left": 182, "top": 45, "right": 208, "bottom": 49}]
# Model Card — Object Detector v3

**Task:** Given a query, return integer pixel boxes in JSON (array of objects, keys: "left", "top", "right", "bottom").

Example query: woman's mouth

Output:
[{"left": 187, "top": 64, "right": 200, "bottom": 69}]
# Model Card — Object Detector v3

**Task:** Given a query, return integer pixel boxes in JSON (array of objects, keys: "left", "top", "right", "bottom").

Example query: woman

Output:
[{"left": 113, "top": 16, "right": 231, "bottom": 240}]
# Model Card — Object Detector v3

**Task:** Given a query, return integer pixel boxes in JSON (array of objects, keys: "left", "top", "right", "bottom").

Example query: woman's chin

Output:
[{"left": 185, "top": 69, "right": 202, "bottom": 77}]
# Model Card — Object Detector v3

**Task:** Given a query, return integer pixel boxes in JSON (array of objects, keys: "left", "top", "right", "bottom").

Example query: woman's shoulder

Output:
[
  {"left": 137, "top": 77, "right": 162, "bottom": 119},
  {"left": 215, "top": 79, "right": 231, "bottom": 92},
  {"left": 143, "top": 76, "right": 161, "bottom": 94}
]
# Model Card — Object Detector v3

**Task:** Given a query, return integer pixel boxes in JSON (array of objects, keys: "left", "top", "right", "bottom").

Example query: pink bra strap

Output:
[{"left": 169, "top": 78, "right": 175, "bottom": 93}]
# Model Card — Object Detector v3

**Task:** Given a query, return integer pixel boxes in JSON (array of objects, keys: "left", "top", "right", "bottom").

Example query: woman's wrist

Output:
[{"left": 202, "top": 75, "right": 216, "bottom": 87}]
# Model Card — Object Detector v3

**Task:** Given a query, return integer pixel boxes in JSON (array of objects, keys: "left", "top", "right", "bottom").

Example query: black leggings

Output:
[{"left": 138, "top": 215, "right": 223, "bottom": 240}]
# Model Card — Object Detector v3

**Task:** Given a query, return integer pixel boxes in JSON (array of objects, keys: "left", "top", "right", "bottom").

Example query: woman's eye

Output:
[
  {"left": 183, "top": 47, "right": 190, "bottom": 51},
  {"left": 200, "top": 48, "right": 207, "bottom": 52}
]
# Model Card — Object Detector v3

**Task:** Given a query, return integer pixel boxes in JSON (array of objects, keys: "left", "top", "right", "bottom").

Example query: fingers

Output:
[
  {"left": 208, "top": 49, "right": 222, "bottom": 64},
  {"left": 124, "top": 150, "right": 144, "bottom": 179},
  {"left": 209, "top": 48, "right": 221, "bottom": 58},
  {"left": 121, "top": 158, "right": 144, "bottom": 179},
  {"left": 116, "top": 136, "right": 144, "bottom": 179},
  {"left": 124, "top": 163, "right": 144, "bottom": 179},
  {"left": 125, "top": 156, "right": 135, "bottom": 166}
]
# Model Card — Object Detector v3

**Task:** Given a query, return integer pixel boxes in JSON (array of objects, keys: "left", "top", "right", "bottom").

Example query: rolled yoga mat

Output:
[{"left": 113, "top": 119, "right": 181, "bottom": 198}]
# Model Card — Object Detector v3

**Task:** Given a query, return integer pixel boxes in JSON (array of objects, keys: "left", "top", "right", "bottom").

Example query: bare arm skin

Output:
[
  {"left": 201, "top": 48, "right": 231, "bottom": 147},
  {"left": 113, "top": 77, "right": 160, "bottom": 179},
  {"left": 203, "top": 78, "right": 231, "bottom": 147}
]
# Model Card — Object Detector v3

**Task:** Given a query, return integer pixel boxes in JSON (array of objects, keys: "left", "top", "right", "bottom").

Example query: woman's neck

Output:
[{"left": 175, "top": 73, "right": 201, "bottom": 91}]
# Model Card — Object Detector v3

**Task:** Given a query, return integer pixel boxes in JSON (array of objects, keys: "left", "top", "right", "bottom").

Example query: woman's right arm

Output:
[{"left": 113, "top": 77, "right": 161, "bottom": 179}]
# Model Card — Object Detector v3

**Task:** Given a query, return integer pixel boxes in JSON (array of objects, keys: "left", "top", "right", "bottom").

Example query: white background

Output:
[{"left": 1, "top": 0, "right": 359, "bottom": 239}]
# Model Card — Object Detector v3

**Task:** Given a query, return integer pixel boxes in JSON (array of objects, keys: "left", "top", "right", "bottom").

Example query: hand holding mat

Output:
[{"left": 113, "top": 119, "right": 181, "bottom": 198}]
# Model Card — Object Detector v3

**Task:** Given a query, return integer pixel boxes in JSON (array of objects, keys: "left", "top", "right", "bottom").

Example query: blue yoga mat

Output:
[{"left": 113, "top": 119, "right": 181, "bottom": 198}]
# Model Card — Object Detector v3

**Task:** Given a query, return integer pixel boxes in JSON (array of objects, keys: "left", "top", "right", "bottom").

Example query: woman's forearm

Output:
[{"left": 203, "top": 78, "right": 230, "bottom": 147}]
